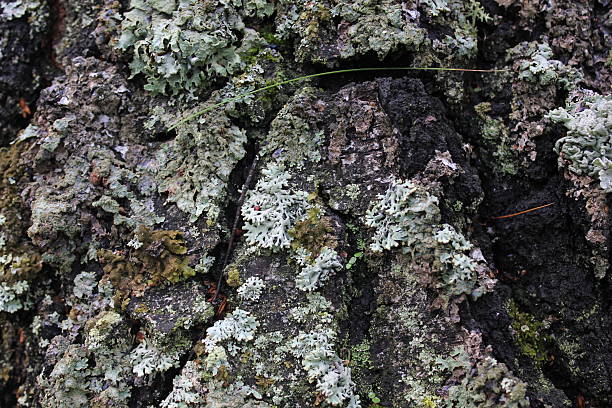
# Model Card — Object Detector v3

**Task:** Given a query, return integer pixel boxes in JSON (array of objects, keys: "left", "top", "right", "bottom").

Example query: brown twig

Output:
[{"left": 212, "top": 154, "right": 260, "bottom": 301}]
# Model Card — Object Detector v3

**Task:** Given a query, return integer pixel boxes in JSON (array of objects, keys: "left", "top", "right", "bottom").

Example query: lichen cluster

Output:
[
  {"left": 513, "top": 42, "right": 581, "bottom": 89},
  {"left": 294, "top": 247, "right": 342, "bottom": 292},
  {"left": 365, "top": 179, "right": 494, "bottom": 299},
  {"left": 290, "top": 329, "right": 360, "bottom": 406},
  {"left": 549, "top": 89, "right": 612, "bottom": 192},
  {"left": 274, "top": 0, "right": 491, "bottom": 66},
  {"left": 365, "top": 179, "right": 440, "bottom": 253},
  {"left": 0, "top": 0, "right": 47, "bottom": 33},
  {"left": 37, "top": 311, "right": 133, "bottom": 407},
  {"left": 149, "top": 104, "right": 247, "bottom": 223},
  {"left": 260, "top": 87, "right": 325, "bottom": 167},
  {"left": 242, "top": 163, "right": 310, "bottom": 250},
  {"left": 117, "top": 0, "right": 275, "bottom": 97}
]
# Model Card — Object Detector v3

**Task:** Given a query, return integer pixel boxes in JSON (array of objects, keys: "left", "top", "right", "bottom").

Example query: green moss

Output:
[
  {"left": 288, "top": 207, "right": 337, "bottom": 257},
  {"left": 0, "top": 141, "right": 43, "bottom": 313},
  {"left": 350, "top": 340, "right": 373, "bottom": 370},
  {"left": 474, "top": 102, "right": 519, "bottom": 175},
  {"left": 0, "top": 141, "right": 31, "bottom": 249},
  {"left": 226, "top": 266, "right": 242, "bottom": 288},
  {"left": 422, "top": 396, "right": 438, "bottom": 407},
  {"left": 508, "top": 300, "right": 549, "bottom": 363},
  {"left": 258, "top": 25, "right": 290, "bottom": 49},
  {"left": 98, "top": 226, "right": 196, "bottom": 309},
  {"left": 450, "top": 200, "right": 464, "bottom": 212}
]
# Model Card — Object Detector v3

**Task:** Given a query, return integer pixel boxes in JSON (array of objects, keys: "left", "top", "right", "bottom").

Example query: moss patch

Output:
[
  {"left": 98, "top": 226, "right": 196, "bottom": 309},
  {"left": 508, "top": 300, "right": 550, "bottom": 363}
]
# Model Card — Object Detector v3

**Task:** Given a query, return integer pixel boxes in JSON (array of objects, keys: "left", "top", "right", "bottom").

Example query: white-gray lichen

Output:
[
  {"left": 204, "top": 308, "right": 259, "bottom": 354},
  {"left": 241, "top": 162, "right": 310, "bottom": 250},
  {"left": 0, "top": 279, "right": 29, "bottom": 313},
  {"left": 261, "top": 87, "right": 325, "bottom": 167},
  {"left": 237, "top": 276, "right": 265, "bottom": 301},
  {"left": 365, "top": 179, "right": 495, "bottom": 299},
  {"left": 130, "top": 340, "right": 180, "bottom": 377},
  {"left": 511, "top": 42, "right": 582, "bottom": 89},
  {"left": 365, "top": 179, "right": 440, "bottom": 253},
  {"left": 289, "top": 329, "right": 360, "bottom": 406},
  {"left": 548, "top": 89, "right": 612, "bottom": 192},
  {"left": 1, "top": 0, "right": 47, "bottom": 33},
  {"left": 160, "top": 361, "right": 206, "bottom": 408},
  {"left": 294, "top": 247, "right": 343, "bottom": 292}
]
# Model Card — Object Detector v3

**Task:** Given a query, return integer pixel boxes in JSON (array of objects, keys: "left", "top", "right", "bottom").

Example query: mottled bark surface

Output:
[{"left": 0, "top": 1, "right": 610, "bottom": 407}]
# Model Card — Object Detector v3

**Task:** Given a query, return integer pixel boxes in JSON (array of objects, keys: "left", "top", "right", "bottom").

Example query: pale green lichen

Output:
[
  {"left": 289, "top": 329, "right": 361, "bottom": 407},
  {"left": 203, "top": 380, "right": 272, "bottom": 407},
  {"left": 29, "top": 150, "right": 163, "bottom": 267},
  {"left": 399, "top": 331, "right": 529, "bottom": 408},
  {"left": 331, "top": 0, "right": 426, "bottom": 60},
  {"left": 421, "top": 0, "right": 450, "bottom": 17},
  {"left": 0, "top": 252, "right": 41, "bottom": 313},
  {"left": 204, "top": 308, "right": 259, "bottom": 354},
  {"left": 160, "top": 361, "right": 206, "bottom": 408},
  {"left": 365, "top": 179, "right": 440, "bottom": 253},
  {"left": 1, "top": 0, "right": 40, "bottom": 18},
  {"left": 241, "top": 162, "right": 310, "bottom": 250},
  {"left": 73, "top": 271, "right": 97, "bottom": 299},
  {"left": 433, "top": 0, "right": 491, "bottom": 61},
  {"left": 261, "top": 87, "right": 324, "bottom": 167},
  {"left": 130, "top": 340, "right": 180, "bottom": 377},
  {"left": 275, "top": 0, "right": 426, "bottom": 64},
  {"left": 88, "top": 153, "right": 165, "bottom": 228},
  {"left": 434, "top": 224, "right": 486, "bottom": 297},
  {"left": 117, "top": 0, "right": 269, "bottom": 96},
  {"left": 149, "top": 105, "right": 247, "bottom": 223},
  {"left": 511, "top": 42, "right": 581, "bottom": 89},
  {"left": 444, "top": 353, "right": 529, "bottom": 408},
  {"left": 195, "top": 254, "right": 215, "bottom": 274},
  {"left": 38, "top": 311, "right": 133, "bottom": 407},
  {"left": 289, "top": 292, "right": 333, "bottom": 324},
  {"left": 235, "top": 0, "right": 275, "bottom": 18},
  {"left": 0, "top": 279, "right": 29, "bottom": 313},
  {"left": 13, "top": 124, "right": 41, "bottom": 143},
  {"left": 548, "top": 90, "right": 612, "bottom": 192},
  {"left": 365, "top": 179, "right": 495, "bottom": 299},
  {"left": 0, "top": 0, "right": 47, "bottom": 33}
]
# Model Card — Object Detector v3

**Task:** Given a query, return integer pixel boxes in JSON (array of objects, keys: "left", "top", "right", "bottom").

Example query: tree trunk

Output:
[{"left": 1, "top": 1, "right": 610, "bottom": 407}]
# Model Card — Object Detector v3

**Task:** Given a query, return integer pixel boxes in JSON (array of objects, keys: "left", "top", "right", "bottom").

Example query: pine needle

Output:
[
  {"left": 168, "top": 66, "right": 506, "bottom": 130},
  {"left": 492, "top": 203, "right": 555, "bottom": 219}
]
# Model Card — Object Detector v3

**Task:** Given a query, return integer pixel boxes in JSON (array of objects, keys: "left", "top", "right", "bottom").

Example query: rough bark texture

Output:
[{"left": 0, "top": 1, "right": 610, "bottom": 407}]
